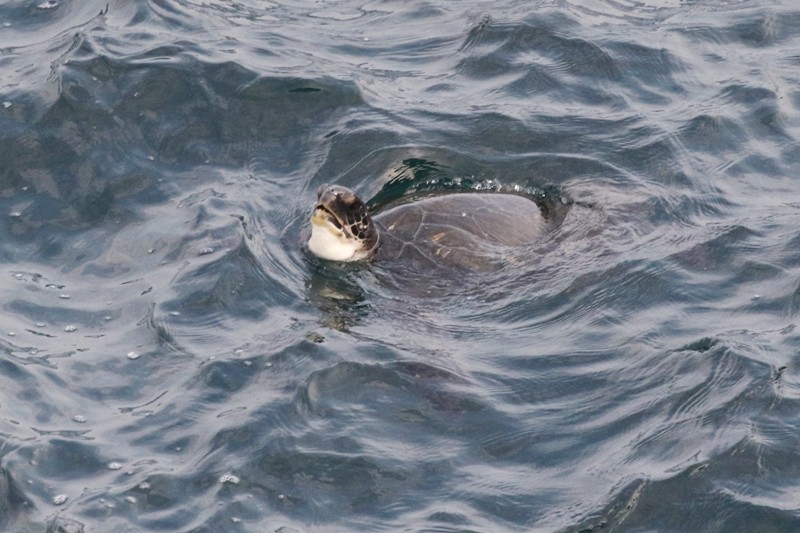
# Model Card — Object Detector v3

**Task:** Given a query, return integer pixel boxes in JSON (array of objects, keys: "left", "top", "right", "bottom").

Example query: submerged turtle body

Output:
[{"left": 308, "top": 184, "right": 545, "bottom": 272}]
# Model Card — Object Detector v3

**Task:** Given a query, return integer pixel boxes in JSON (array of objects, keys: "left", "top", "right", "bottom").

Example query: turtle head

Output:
[{"left": 308, "top": 184, "right": 379, "bottom": 261}]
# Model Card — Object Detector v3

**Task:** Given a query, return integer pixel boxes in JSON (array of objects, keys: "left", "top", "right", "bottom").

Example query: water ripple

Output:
[{"left": 1, "top": 0, "right": 800, "bottom": 531}]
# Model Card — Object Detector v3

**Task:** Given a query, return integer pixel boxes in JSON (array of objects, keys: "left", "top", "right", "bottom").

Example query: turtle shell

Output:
[{"left": 373, "top": 192, "right": 544, "bottom": 273}]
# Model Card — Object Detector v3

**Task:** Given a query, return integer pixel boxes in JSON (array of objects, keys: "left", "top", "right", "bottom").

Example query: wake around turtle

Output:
[{"left": 308, "top": 184, "right": 546, "bottom": 272}]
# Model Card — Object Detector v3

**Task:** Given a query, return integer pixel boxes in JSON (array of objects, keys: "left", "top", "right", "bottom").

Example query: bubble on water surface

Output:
[
  {"left": 64, "top": 325, "right": 77, "bottom": 332},
  {"left": 126, "top": 351, "right": 140, "bottom": 360},
  {"left": 72, "top": 415, "right": 86, "bottom": 423},
  {"left": 59, "top": 294, "right": 70, "bottom": 299},
  {"left": 108, "top": 462, "right": 123, "bottom": 470},
  {"left": 219, "top": 474, "right": 240, "bottom": 485},
  {"left": 199, "top": 247, "right": 214, "bottom": 255},
  {"left": 52, "top": 494, "right": 67, "bottom": 505}
]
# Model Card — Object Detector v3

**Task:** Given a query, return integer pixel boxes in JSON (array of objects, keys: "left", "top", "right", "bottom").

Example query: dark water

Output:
[{"left": 1, "top": 0, "right": 799, "bottom": 531}]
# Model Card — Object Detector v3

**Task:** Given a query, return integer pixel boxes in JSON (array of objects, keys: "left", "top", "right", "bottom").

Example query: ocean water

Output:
[{"left": 1, "top": 0, "right": 799, "bottom": 531}]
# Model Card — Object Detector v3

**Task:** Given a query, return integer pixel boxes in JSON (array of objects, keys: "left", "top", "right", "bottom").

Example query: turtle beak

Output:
[
  {"left": 313, "top": 186, "right": 346, "bottom": 229},
  {"left": 311, "top": 205, "right": 343, "bottom": 231}
]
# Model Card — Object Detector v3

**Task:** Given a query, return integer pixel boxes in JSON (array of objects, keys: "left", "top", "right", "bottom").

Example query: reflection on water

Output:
[{"left": 1, "top": 0, "right": 800, "bottom": 531}]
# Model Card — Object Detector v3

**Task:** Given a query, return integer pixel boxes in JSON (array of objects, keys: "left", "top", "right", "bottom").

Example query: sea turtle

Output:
[{"left": 308, "top": 184, "right": 546, "bottom": 273}]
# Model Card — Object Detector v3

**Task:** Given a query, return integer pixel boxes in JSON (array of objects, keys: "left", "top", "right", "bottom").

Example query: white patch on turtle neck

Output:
[{"left": 308, "top": 223, "right": 368, "bottom": 261}]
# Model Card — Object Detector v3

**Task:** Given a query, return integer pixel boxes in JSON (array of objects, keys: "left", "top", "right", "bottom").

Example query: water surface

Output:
[{"left": 1, "top": 0, "right": 799, "bottom": 531}]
